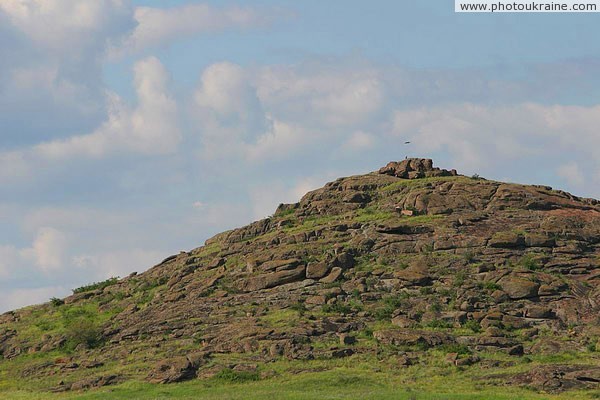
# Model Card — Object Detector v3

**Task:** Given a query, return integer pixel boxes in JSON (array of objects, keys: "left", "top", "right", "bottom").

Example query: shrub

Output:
[
  {"left": 73, "top": 277, "right": 119, "bottom": 294},
  {"left": 519, "top": 254, "right": 540, "bottom": 271},
  {"left": 374, "top": 295, "right": 404, "bottom": 321},
  {"left": 479, "top": 281, "right": 502, "bottom": 291},
  {"left": 322, "top": 302, "right": 353, "bottom": 315},
  {"left": 50, "top": 297, "right": 64, "bottom": 307},
  {"left": 429, "top": 302, "right": 442, "bottom": 313},
  {"left": 463, "top": 320, "right": 482, "bottom": 333},
  {"left": 65, "top": 319, "right": 103, "bottom": 349},
  {"left": 463, "top": 251, "right": 476, "bottom": 264},
  {"left": 440, "top": 343, "right": 471, "bottom": 355},
  {"left": 425, "top": 319, "right": 452, "bottom": 329},
  {"left": 289, "top": 301, "right": 306, "bottom": 316},
  {"left": 454, "top": 271, "right": 468, "bottom": 287}
]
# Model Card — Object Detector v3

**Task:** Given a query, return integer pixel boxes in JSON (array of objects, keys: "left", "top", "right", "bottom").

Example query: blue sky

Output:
[{"left": 0, "top": 0, "right": 599, "bottom": 311}]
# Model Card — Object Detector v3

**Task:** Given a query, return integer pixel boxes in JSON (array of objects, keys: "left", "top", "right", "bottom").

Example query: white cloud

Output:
[
  {"left": 71, "top": 248, "right": 164, "bottom": 278},
  {"left": 557, "top": 162, "right": 585, "bottom": 186},
  {"left": 0, "top": 227, "right": 67, "bottom": 277},
  {"left": 31, "top": 227, "right": 68, "bottom": 271},
  {"left": 390, "top": 102, "right": 600, "bottom": 172},
  {"left": 118, "top": 4, "right": 277, "bottom": 54},
  {"left": 195, "top": 62, "right": 258, "bottom": 118},
  {"left": 245, "top": 120, "right": 312, "bottom": 162},
  {"left": 33, "top": 56, "right": 180, "bottom": 159},
  {"left": 193, "top": 61, "right": 387, "bottom": 162},
  {"left": 256, "top": 63, "right": 385, "bottom": 128},
  {"left": 194, "top": 61, "right": 266, "bottom": 144},
  {"left": 0, "top": 0, "right": 135, "bottom": 154},
  {"left": 342, "top": 131, "right": 375, "bottom": 152},
  {"left": 289, "top": 177, "right": 327, "bottom": 200},
  {"left": 248, "top": 176, "right": 329, "bottom": 219},
  {"left": 0, "top": 0, "right": 133, "bottom": 53}
]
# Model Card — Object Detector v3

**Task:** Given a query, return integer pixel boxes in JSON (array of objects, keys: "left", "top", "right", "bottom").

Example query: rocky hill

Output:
[{"left": 1, "top": 158, "right": 600, "bottom": 396}]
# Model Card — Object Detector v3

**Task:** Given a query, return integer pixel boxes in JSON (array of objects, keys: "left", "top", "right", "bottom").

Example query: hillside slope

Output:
[{"left": 1, "top": 159, "right": 599, "bottom": 397}]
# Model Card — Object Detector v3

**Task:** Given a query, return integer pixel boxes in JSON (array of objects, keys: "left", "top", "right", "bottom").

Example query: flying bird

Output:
[{"left": 404, "top": 141, "right": 411, "bottom": 144}]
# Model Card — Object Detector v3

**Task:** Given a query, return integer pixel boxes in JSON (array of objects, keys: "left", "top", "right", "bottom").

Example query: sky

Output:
[{"left": 0, "top": 0, "right": 599, "bottom": 312}]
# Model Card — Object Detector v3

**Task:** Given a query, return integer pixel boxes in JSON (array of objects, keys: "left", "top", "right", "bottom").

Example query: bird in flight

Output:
[{"left": 404, "top": 141, "right": 411, "bottom": 144}]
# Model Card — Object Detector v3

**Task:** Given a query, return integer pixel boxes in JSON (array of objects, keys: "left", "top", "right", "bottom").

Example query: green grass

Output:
[
  {"left": 0, "top": 365, "right": 587, "bottom": 400},
  {"left": 259, "top": 308, "right": 301, "bottom": 328},
  {"left": 354, "top": 207, "right": 395, "bottom": 223}
]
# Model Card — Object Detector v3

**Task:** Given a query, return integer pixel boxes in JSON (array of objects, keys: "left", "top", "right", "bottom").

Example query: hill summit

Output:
[{"left": 1, "top": 159, "right": 600, "bottom": 396}]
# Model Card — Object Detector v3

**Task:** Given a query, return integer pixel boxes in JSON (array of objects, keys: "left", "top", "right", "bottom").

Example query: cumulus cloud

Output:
[
  {"left": 248, "top": 175, "right": 332, "bottom": 219},
  {"left": 390, "top": 102, "right": 600, "bottom": 173},
  {"left": 193, "top": 61, "right": 388, "bottom": 162},
  {"left": 256, "top": 63, "right": 386, "bottom": 128},
  {"left": 0, "top": 0, "right": 135, "bottom": 147},
  {"left": 0, "top": 0, "right": 133, "bottom": 53},
  {"left": 33, "top": 57, "right": 180, "bottom": 159},
  {"left": 0, "top": 227, "right": 68, "bottom": 275},
  {"left": 341, "top": 131, "right": 375, "bottom": 152},
  {"left": 31, "top": 227, "right": 68, "bottom": 271},
  {"left": 117, "top": 3, "right": 279, "bottom": 54},
  {"left": 245, "top": 120, "right": 314, "bottom": 162},
  {"left": 71, "top": 248, "right": 164, "bottom": 278},
  {"left": 195, "top": 62, "right": 266, "bottom": 140},
  {"left": 189, "top": 59, "right": 600, "bottom": 198}
]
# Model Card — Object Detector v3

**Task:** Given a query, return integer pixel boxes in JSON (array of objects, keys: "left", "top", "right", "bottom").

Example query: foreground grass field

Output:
[{"left": 2, "top": 366, "right": 600, "bottom": 400}]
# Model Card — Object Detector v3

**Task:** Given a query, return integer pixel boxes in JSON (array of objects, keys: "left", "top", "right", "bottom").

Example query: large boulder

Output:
[
  {"left": 373, "top": 330, "right": 453, "bottom": 347},
  {"left": 240, "top": 265, "right": 306, "bottom": 292},
  {"left": 379, "top": 158, "right": 457, "bottom": 179},
  {"left": 147, "top": 357, "right": 197, "bottom": 384},
  {"left": 306, "top": 262, "right": 330, "bottom": 279},
  {"left": 498, "top": 277, "right": 540, "bottom": 299}
]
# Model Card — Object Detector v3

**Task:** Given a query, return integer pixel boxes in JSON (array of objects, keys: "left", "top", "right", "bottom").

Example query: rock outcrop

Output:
[
  {"left": 378, "top": 158, "right": 458, "bottom": 179},
  {"left": 0, "top": 159, "right": 599, "bottom": 395}
]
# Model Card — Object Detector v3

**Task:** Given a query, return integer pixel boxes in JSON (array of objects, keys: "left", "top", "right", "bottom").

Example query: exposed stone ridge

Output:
[
  {"left": 0, "top": 159, "right": 599, "bottom": 395},
  {"left": 379, "top": 158, "right": 458, "bottom": 179}
]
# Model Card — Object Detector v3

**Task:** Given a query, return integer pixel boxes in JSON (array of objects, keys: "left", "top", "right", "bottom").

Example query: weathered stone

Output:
[
  {"left": 343, "top": 192, "right": 371, "bottom": 204},
  {"left": 240, "top": 265, "right": 306, "bottom": 292},
  {"left": 373, "top": 330, "right": 453, "bottom": 347},
  {"left": 498, "top": 277, "right": 540, "bottom": 299},
  {"left": 333, "top": 252, "right": 355, "bottom": 270},
  {"left": 2, "top": 159, "right": 600, "bottom": 396},
  {"left": 305, "top": 295, "right": 327, "bottom": 305},
  {"left": 379, "top": 158, "right": 457, "bottom": 179},
  {"left": 391, "top": 315, "right": 415, "bottom": 328},
  {"left": 338, "top": 334, "right": 356, "bottom": 345},
  {"left": 525, "top": 306, "right": 554, "bottom": 319},
  {"left": 306, "top": 262, "right": 330, "bottom": 279},
  {"left": 320, "top": 267, "right": 343, "bottom": 284},
  {"left": 147, "top": 357, "right": 196, "bottom": 384},
  {"left": 326, "top": 348, "right": 353, "bottom": 359},
  {"left": 393, "top": 269, "right": 431, "bottom": 286},
  {"left": 70, "top": 375, "right": 119, "bottom": 391},
  {"left": 488, "top": 232, "right": 525, "bottom": 248},
  {"left": 260, "top": 259, "right": 301, "bottom": 272}
]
